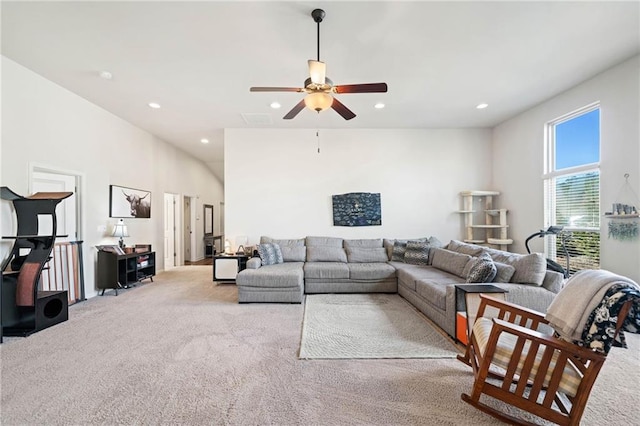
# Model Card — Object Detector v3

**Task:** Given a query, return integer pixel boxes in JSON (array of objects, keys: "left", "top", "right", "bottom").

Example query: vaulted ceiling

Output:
[{"left": 2, "top": 1, "right": 639, "bottom": 182}]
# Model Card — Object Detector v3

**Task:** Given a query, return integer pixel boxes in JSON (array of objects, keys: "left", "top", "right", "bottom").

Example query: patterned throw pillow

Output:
[
  {"left": 257, "top": 243, "right": 283, "bottom": 266},
  {"left": 391, "top": 241, "right": 408, "bottom": 262},
  {"left": 404, "top": 241, "right": 431, "bottom": 265},
  {"left": 466, "top": 252, "right": 498, "bottom": 283}
]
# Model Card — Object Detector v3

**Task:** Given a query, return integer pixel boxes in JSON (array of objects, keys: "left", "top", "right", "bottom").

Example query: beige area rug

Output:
[
  {"left": 1, "top": 266, "right": 638, "bottom": 425},
  {"left": 300, "top": 294, "right": 460, "bottom": 359}
]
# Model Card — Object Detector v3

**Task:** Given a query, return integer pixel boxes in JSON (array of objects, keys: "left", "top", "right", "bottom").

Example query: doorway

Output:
[
  {"left": 183, "top": 196, "right": 197, "bottom": 263},
  {"left": 164, "top": 193, "right": 178, "bottom": 269}
]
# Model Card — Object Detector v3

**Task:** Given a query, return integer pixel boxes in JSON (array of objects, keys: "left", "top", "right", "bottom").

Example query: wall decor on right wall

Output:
[
  {"left": 332, "top": 192, "right": 381, "bottom": 227},
  {"left": 604, "top": 173, "right": 639, "bottom": 241}
]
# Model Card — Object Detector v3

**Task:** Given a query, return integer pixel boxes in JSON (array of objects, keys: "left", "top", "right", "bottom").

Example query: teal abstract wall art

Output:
[
  {"left": 607, "top": 219, "right": 638, "bottom": 241},
  {"left": 332, "top": 192, "right": 381, "bottom": 226}
]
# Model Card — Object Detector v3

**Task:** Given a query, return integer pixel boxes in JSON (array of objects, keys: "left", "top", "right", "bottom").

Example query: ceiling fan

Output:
[{"left": 250, "top": 8, "right": 388, "bottom": 121}]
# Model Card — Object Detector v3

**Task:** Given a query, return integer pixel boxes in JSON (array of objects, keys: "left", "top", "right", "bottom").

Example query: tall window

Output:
[{"left": 544, "top": 104, "right": 600, "bottom": 275}]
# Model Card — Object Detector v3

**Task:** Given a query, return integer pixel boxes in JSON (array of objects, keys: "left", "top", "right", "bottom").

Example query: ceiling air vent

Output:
[{"left": 241, "top": 113, "right": 273, "bottom": 125}]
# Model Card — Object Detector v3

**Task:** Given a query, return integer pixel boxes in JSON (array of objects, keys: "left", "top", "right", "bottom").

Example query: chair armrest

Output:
[{"left": 490, "top": 318, "right": 605, "bottom": 362}]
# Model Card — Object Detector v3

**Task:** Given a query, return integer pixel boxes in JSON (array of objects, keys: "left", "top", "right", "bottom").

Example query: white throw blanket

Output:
[{"left": 545, "top": 269, "right": 640, "bottom": 342}]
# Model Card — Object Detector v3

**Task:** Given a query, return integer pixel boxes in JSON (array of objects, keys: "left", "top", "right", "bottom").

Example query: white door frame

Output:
[{"left": 182, "top": 195, "right": 198, "bottom": 263}]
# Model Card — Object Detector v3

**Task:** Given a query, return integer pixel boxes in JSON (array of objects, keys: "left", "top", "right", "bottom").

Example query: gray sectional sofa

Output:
[{"left": 236, "top": 236, "right": 564, "bottom": 339}]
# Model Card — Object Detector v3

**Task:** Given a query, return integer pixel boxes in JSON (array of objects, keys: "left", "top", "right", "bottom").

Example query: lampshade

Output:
[
  {"left": 112, "top": 219, "right": 129, "bottom": 238},
  {"left": 112, "top": 219, "right": 129, "bottom": 249},
  {"left": 304, "top": 92, "right": 333, "bottom": 112},
  {"left": 308, "top": 60, "right": 326, "bottom": 85}
]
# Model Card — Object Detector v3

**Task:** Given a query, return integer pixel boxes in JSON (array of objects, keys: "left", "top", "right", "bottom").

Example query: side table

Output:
[
  {"left": 455, "top": 284, "right": 508, "bottom": 345},
  {"left": 213, "top": 254, "right": 249, "bottom": 283}
]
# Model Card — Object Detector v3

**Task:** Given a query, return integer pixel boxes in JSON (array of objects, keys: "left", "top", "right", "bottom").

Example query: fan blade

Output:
[
  {"left": 333, "top": 83, "right": 388, "bottom": 94},
  {"left": 250, "top": 87, "right": 304, "bottom": 92},
  {"left": 283, "top": 100, "right": 306, "bottom": 120},
  {"left": 331, "top": 98, "right": 356, "bottom": 120},
  {"left": 308, "top": 60, "right": 326, "bottom": 85}
]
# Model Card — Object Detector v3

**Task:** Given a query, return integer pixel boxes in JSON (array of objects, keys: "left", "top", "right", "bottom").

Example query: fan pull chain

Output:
[{"left": 316, "top": 130, "right": 320, "bottom": 153}]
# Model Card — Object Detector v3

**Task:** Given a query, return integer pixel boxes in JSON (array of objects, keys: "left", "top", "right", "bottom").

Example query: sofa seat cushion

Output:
[
  {"left": 391, "top": 263, "right": 459, "bottom": 291},
  {"left": 348, "top": 263, "right": 396, "bottom": 280},
  {"left": 304, "top": 262, "right": 350, "bottom": 279},
  {"left": 236, "top": 262, "right": 304, "bottom": 288}
]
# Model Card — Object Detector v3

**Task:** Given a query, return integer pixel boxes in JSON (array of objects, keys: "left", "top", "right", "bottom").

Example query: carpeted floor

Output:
[
  {"left": 300, "top": 294, "right": 458, "bottom": 359},
  {"left": 1, "top": 266, "right": 638, "bottom": 425}
]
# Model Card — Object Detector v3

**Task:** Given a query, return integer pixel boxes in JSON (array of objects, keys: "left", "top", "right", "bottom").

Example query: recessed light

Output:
[
  {"left": 200, "top": 138, "right": 209, "bottom": 144},
  {"left": 99, "top": 71, "right": 113, "bottom": 80},
  {"left": 374, "top": 102, "right": 385, "bottom": 109},
  {"left": 270, "top": 102, "right": 281, "bottom": 109},
  {"left": 148, "top": 102, "right": 161, "bottom": 109},
  {"left": 476, "top": 103, "right": 489, "bottom": 109}
]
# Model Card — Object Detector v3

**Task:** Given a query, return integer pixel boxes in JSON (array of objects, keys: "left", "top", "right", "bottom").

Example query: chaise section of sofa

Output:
[{"left": 237, "top": 260, "right": 304, "bottom": 303}]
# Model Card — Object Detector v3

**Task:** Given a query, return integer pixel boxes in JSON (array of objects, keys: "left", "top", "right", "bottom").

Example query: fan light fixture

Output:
[
  {"left": 249, "top": 8, "right": 387, "bottom": 121},
  {"left": 304, "top": 92, "right": 333, "bottom": 112}
]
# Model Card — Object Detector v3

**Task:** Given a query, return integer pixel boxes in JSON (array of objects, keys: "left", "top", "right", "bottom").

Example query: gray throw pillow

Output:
[
  {"left": 404, "top": 241, "right": 431, "bottom": 266},
  {"left": 493, "top": 261, "right": 516, "bottom": 283},
  {"left": 466, "top": 253, "right": 498, "bottom": 283},
  {"left": 391, "top": 241, "right": 408, "bottom": 262},
  {"left": 257, "top": 243, "right": 279, "bottom": 266}
]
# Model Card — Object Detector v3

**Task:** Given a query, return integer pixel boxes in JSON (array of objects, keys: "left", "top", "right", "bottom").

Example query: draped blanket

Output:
[{"left": 545, "top": 269, "right": 640, "bottom": 354}]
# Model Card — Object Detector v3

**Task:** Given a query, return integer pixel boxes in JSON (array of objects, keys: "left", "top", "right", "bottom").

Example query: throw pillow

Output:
[
  {"left": 391, "top": 240, "right": 408, "bottom": 262},
  {"left": 257, "top": 243, "right": 282, "bottom": 266},
  {"left": 404, "top": 241, "right": 431, "bottom": 266},
  {"left": 466, "top": 253, "right": 498, "bottom": 283},
  {"left": 493, "top": 261, "right": 516, "bottom": 283}
]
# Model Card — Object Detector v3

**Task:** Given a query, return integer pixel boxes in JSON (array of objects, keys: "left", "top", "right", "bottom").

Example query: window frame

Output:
[{"left": 543, "top": 103, "right": 601, "bottom": 269}]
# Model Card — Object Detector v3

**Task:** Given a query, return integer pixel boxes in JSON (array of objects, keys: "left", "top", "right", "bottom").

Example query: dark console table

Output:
[{"left": 97, "top": 251, "right": 156, "bottom": 295}]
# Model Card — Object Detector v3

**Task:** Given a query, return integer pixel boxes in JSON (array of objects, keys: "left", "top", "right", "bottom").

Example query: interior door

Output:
[
  {"left": 183, "top": 198, "right": 191, "bottom": 262},
  {"left": 164, "top": 193, "right": 175, "bottom": 269}
]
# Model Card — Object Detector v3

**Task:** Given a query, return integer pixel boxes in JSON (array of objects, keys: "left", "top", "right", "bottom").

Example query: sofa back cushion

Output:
[
  {"left": 306, "top": 236, "right": 343, "bottom": 247},
  {"left": 430, "top": 248, "right": 473, "bottom": 278},
  {"left": 447, "top": 240, "right": 484, "bottom": 256},
  {"left": 343, "top": 238, "right": 383, "bottom": 249},
  {"left": 346, "top": 247, "right": 388, "bottom": 263},
  {"left": 491, "top": 251, "right": 546, "bottom": 286},
  {"left": 260, "top": 236, "right": 305, "bottom": 247},
  {"left": 306, "top": 246, "right": 348, "bottom": 262},
  {"left": 280, "top": 245, "right": 307, "bottom": 262}
]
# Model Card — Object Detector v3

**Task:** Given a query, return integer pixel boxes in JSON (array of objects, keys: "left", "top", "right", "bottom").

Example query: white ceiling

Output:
[{"left": 2, "top": 1, "right": 639, "bottom": 182}]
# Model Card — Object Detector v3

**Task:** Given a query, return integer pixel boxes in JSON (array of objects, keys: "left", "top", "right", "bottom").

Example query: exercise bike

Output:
[{"left": 524, "top": 226, "right": 570, "bottom": 279}]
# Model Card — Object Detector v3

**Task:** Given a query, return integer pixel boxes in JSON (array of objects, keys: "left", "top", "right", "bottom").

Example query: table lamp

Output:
[{"left": 112, "top": 219, "right": 129, "bottom": 248}]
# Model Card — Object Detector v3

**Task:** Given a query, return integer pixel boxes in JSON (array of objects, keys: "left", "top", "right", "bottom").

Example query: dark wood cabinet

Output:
[{"left": 97, "top": 251, "right": 155, "bottom": 295}]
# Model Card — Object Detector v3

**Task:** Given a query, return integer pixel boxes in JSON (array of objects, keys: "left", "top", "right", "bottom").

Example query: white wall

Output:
[
  {"left": 1, "top": 57, "right": 224, "bottom": 298},
  {"left": 224, "top": 128, "right": 492, "bottom": 248},
  {"left": 492, "top": 55, "right": 640, "bottom": 282}
]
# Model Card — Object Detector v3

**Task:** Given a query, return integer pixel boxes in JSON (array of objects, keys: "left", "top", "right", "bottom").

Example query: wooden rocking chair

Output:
[{"left": 457, "top": 293, "right": 634, "bottom": 425}]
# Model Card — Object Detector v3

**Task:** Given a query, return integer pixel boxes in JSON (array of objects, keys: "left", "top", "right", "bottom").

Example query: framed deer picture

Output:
[{"left": 109, "top": 185, "right": 151, "bottom": 218}]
